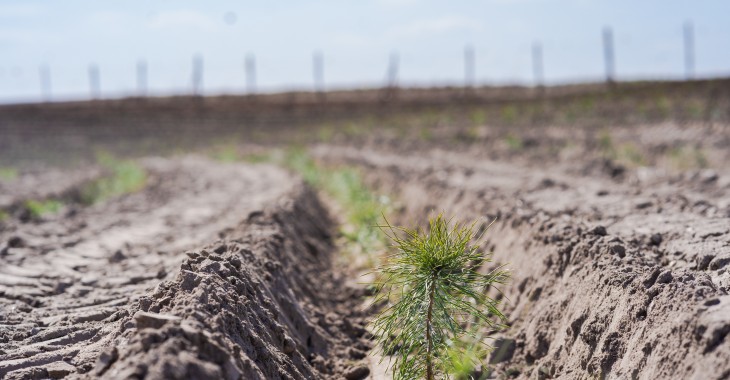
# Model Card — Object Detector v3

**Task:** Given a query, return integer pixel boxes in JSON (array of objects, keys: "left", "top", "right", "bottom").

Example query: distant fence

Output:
[{"left": 24, "top": 22, "right": 702, "bottom": 103}]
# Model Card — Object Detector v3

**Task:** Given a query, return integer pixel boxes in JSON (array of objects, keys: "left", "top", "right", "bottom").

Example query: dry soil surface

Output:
[
  {"left": 2, "top": 133, "right": 729, "bottom": 380},
  {"left": 313, "top": 143, "right": 730, "bottom": 380},
  {"left": 0, "top": 157, "right": 372, "bottom": 379}
]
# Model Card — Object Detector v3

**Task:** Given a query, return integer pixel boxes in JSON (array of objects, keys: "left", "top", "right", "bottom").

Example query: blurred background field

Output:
[
  {"left": 1, "top": 1, "right": 729, "bottom": 171},
  {"left": 1, "top": 79, "right": 728, "bottom": 173}
]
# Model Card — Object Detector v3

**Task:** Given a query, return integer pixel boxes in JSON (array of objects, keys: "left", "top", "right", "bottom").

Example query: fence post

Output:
[
  {"left": 683, "top": 21, "right": 695, "bottom": 80},
  {"left": 88, "top": 64, "right": 100, "bottom": 100},
  {"left": 192, "top": 54, "right": 203, "bottom": 96},
  {"left": 602, "top": 27, "right": 615, "bottom": 84},
  {"left": 313, "top": 50, "right": 325, "bottom": 101},
  {"left": 245, "top": 53, "right": 256, "bottom": 95},
  {"left": 380, "top": 52, "right": 400, "bottom": 101},
  {"left": 137, "top": 60, "right": 147, "bottom": 97},
  {"left": 464, "top": 45, "right": 475, "bottom": 90},
  {"left": 387, "top": 52, "right": 399, "bottom": 87},
  {"left": 532, "top": 41, "right": 544, "bottom": 89},
  {"left": 39, "top": 64, "right": 51, "bottom": 102}
]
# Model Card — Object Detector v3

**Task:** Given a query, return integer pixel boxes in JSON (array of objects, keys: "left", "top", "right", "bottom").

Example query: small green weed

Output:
[
  {"left": 80, "top": 153, "right": 147, "bottom": 204},
  {"left": 578, "top": 97, "right": 595, "bottom": 113},
  {"left": 669, "top": 146, "right": 709, "bottom": 170},
  {"left": 0, "top": 167, "right": 18, "bottom": 181},
  {"left": 25, "top": 199, "right": 63, "bottom": 218},
  {"left": 598, "top": 131, "right": 614, "bottom": 158},
  {"left": 446, "top": 329, "right": 491, "bottom": 380},
  {"left": 504, "top": 135, "right": 523, "bottom": 150},
  {"left": 500, "top": 106, "right": 518, "bottom": 124},
  {"left": 618, "top": 143, "right": 645, "bottom": 166},
  {"left": 471, "top": 110, "right": 487, "bottom": 126},
  {"left": 211, "top": 145, "right": 239, "bottom": 162},
  {"left": 457, "top": 126, "right": 482, "bottom": 143},
  {"left": 241, "top": 152, "right": 271, "bottom": 164},
  {"left": 695, "top": 148, "right": 709, "bottom": 168},
  {"left": 419, "top": 127, "right": 433, "bottom": 141},
  {"left": 317, "top": 125, "right": 336, "bottom": 142},
  {"left": 371, "top": 215, "right": 509, "bottom": 380},
  {"left": 686, "top": 100, "right": 705, "bottom": 119},
  {"left": 344, "top": 122, "right": 366, "bottom": 138},
  {"left": 656, "top": 96, "right": 671, "bottom": 118},
  {"left": 270, "top": 148, "right": 390, "bottom": 260}
]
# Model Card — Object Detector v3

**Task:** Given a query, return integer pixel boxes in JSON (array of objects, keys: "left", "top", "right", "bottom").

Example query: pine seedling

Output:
[{"left": 371, "top": 214, "right": 509, "bottom": 380}]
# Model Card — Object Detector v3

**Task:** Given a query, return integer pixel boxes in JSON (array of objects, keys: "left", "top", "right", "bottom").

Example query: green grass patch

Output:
[
  {"left": 598, "top": 132, "right": 645, "bottom": 166},
  {"left": 80, "top": 153, "right": 147, "bottom": 204},
  {"left": 500, "top": 105, "right": 518, "bottom": 124},
  {"left": 25, "top": 199, "right": 64, "bottom": 218},
  {"left": 669, "top": 145, "right": 708, "bottom": 170},
  {"left": 0, "top": 167, "right": 18, "bottom": 181},
  {"left": 446, "top": 329, "right": 492, "bottom": 380},
  {"left": 598, "top": 131, "right": 615, "bottom": 158},
  {"left": 316, "top": 125, "right": 336, "bottom": 142},
  {"left": 262, "top": 148, "right": 390, "bottom": 261},
  {"left": 419, "top": 127, "right": 434, "bottom": 141},
  {"left": 471, "top": 110, "right": 487, "bottom": 126},
  {"left": 240, "top": 152, "right": 271, "bottom": 164},
  {"left": 656, "top": 96, "right": 671, "bottom": 118},
  {"left": 0, "top": 210, "right": 9, "bottom": 222},
  {"left": 504, "top": 134, "right": 523, "bottom": 150},
  {"left": 211, "top": 145, "right": 240, "bottom": 162},
  {"left": 618, "top": 143, "right": 645, "bottom": 166}
]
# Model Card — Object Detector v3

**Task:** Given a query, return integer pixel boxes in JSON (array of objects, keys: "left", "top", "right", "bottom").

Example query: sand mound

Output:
[{"left": 0, "top": 158, "right": 371, "bottom": 380}]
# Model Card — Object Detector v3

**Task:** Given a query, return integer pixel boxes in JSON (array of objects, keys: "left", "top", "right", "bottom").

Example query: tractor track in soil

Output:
[{"left": 0, "top": 156, "right": 373, "bottom": 380}]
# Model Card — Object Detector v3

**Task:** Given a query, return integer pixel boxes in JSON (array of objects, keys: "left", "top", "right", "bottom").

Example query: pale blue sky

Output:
[{"left": 1, "top": 0, "right": 728, "bottom": 103}]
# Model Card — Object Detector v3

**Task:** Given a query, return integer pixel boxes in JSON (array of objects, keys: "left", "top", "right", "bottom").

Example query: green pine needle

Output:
[{"left": 370, "top": 214, "right": 509, "bottom": 380}]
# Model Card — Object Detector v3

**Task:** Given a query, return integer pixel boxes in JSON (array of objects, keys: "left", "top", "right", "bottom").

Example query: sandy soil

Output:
[
  {"left": 312, "top": 135, "right": 730, "bottom": 379},
  {"left": 1, "top": 84, "right": 729, "bottom": 379},
  {"left": 0, "top": 157, "right": 372, "bottom": 379},
  {"left": 2, "top": 138, "right": 729, "bottom": 379}
]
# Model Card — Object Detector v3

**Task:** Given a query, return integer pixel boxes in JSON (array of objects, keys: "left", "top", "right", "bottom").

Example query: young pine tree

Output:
[{"left": 371, "top": 215, "right": 509, "bottom": 380}]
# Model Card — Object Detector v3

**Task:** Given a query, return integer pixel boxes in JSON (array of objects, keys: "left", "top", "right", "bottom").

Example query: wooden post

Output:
[
  {"left": 388, "top": 52, "right": 399, "bottom": 87},
  {"left": 684, "top": 21, "right": 695, "bottom": 80},
  {"left": 88, "top": 64, "right": 100, "bottom": 100},
  {"left": 602, "top": 27, "right": 615, "bottom": 84},
  {"left": 532, "top": 41, "right": 544, "bottom": 88},
  {"left": 313, "top": 50, "right": 325, "bottom": 101},
  {"left": 245, "top": 53, "right": 256, "bottom": 95},
  {"left": 192, "top": 54, "right": 203, "bottom": 96},
  {"left": 464, "top": 45, "right": 475, "bottom": 89},
  {"left": 137, "top": 60, "right": 147, "bottom": 97},
  {"left": 39, "top": 64, "right": 51, "bottom": 102},
  {"left": 382, "top": 52, "right": 400, "bottom": 101}
]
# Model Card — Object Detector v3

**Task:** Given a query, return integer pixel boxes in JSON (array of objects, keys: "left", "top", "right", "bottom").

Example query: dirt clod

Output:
[
  {"left": 591, "top": 226, "right": 608, "bottom": 236},
  {"left": 611, "top": 244, "right": 626, "bottom": 258},
  {"left": 133, "top": 311, "right": 182, "bottom": 329},
  {"left": 344, "top": 365, "right": 370, "bottom": 380},
  {"left": 650, "top": 233, "right": 663, "bottom": 246},
  {"left": 656, "top": 270, "right": 673, "bottom": 284}
]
